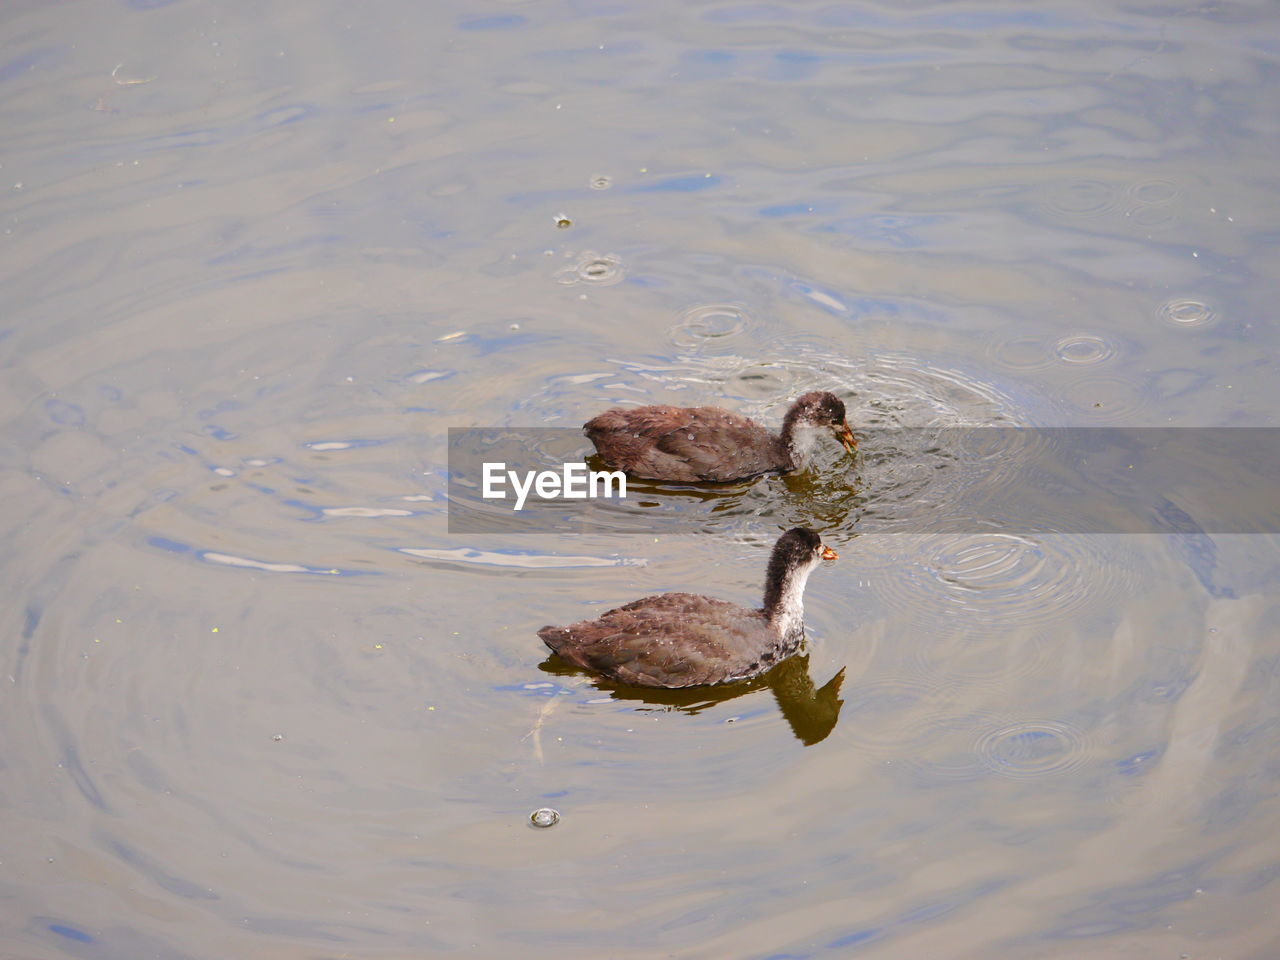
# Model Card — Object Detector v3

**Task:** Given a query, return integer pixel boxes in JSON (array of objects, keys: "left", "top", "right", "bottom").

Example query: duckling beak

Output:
[
  {"left": 836, "top": 422, "right": 858, "bottom": 457},
  {"left": 821, "top": 545, "right": 839, "bottom": 561}
]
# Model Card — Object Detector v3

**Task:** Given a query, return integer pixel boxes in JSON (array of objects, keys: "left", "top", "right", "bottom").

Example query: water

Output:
[{"left": 2, "top": 1, "right": 1279, "bottom": 957}]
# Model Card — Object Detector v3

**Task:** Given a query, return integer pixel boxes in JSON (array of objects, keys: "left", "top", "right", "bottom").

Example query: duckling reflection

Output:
[{"left": 538, "top": 652, "right": 845, "bottom": 746}]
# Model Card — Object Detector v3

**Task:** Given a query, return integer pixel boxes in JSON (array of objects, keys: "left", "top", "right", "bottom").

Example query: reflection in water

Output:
[{"left": 540, "top": 650, "right": 846, "bottom": 746}]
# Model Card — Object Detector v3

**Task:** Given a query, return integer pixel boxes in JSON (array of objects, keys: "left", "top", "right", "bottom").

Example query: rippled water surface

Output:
[{"left": 3, "top": 1, "right": 1280, "bottom": 958}]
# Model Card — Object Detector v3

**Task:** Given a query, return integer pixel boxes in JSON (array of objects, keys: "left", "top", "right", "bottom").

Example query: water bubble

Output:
[
  {"left": 1053, "top": 334, "right": 1116, "bottom": 365},
  {"left": 589, "top": 175, "right": 612, "bottom": 190},
  {"left": 669, "top": 304, "right": 749, "bottom": 348},
  {"left": 1160, "top": 298, "right": 1214, "bottom": 328},
  {"left": 529, "top": 807, "right": 560, "bottom": 828},
  {"left": 554, "top": 214, "right": 572, "bottom": 229}
]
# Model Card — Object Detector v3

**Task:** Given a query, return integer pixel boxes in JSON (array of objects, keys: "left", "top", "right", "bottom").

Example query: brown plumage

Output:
[
  {"left": 538, "top": 528, "right": 838, "bottom": 688},
  {"left": 584, "top": 390, "right": 857, "bottom": 482}
]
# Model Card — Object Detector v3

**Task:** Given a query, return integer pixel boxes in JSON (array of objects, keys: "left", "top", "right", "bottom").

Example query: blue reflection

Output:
[
  {"left": 47, "top": 923, "right": 94, "bottom": 943},
  {"left": 631, "top": 174, "right": 725, "bottom": 193}
]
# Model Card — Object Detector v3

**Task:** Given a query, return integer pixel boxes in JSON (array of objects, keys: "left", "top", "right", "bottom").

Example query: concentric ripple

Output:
[
  {"left": 1127, "top": 178, "right": 1181, "bottom": 205},
  {"left": 1042, "top": 178, "right": 1120, "bottom": 218},
  {"left": 976, "top": 719, "right": 1091, "bottom": 779},
  {"left": 554, "top": 252, "right": 624, "bottom": 286},
  {"left": 838, "top": 677, "right": 960, "bottom": 756},
  {"left": 1159, "top": 298, "right": 1215, "bottom": 328},
  {"left": 881, "top": 534, "right": 1110, "bottom": 627},
  {"left": 1054, "top": 334, "right": 1117, "bottom": 365},
  {"left": 1062, "top": 374, "right": 1149, "bottom": 423},
  {"left": 669, "top": 303, "right": 750, "bottom": 348},
  {"left": 989, "top": 336, "right": 1054, "bottom": 371},
  {"left": 906, "top": 626, "right": 1051, "bottom": 688}
]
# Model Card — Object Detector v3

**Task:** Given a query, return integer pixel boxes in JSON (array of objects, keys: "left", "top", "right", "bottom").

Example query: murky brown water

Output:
[{"left": 3, "top": 1, "right": 1280, "bottom": 958}]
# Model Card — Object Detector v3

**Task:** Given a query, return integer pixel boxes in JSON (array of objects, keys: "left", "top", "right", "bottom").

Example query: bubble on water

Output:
[
  {"left": 554, "top": 214, "right": 572, "bottom": 229},
  {"left": 529, "top": 807, "right": 560, "bottom": 828},
  {"left": 589, "top": 175, "right": 612, "bottom": 190},
  {"left": 1160, "top": 298, "right": 1214, "bottom": 328},
  {"left": 1053, "top": 334, "right": 1116, "bottom": 365}
]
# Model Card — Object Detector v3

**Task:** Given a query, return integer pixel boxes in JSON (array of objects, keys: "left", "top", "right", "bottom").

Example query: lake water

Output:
[{"left": 3, "top": 1, "right": 1279, "bottom": 958}]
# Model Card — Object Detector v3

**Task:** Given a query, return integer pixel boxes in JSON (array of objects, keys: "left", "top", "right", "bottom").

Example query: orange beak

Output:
[
  {"left": 836, "top": 422, "right": 858, "bottom": 457},
  {"left": 821, "top": 545, "right": 839, "bottom": 561}
]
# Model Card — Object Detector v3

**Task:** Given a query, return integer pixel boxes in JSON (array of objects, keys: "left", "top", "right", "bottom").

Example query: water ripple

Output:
[
  {"left": 1054, "top": 334, "right": 1117, "bottom": 365},
  {"left": 554, "top": 252, "right": 624, "bottom": 286},
  {"left": 976, "top": 719, "right": 1091, "bottom": 779},
  {"left": 839, "top": 677, "right": 959, "bottom": 756},
  {"left": 1159, "top": 297, "right": 1215, "bottom": 328},
  {"left": 879, "top": 533, "right": 1116, "bottom": 627},
  {"left": 669, "top": 303, "right": 750, "bottom": 348}
]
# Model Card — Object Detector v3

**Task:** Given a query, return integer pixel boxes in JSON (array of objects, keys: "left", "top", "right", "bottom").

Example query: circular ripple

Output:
[
  {"left": 880, "top": 534, "right": 1107, "bottom": 627},
  {"left": 897, "top": 710, "right": 1013, "bottom": 783},
  {"left": 669, "top": 304, "right": 750, "bottom": 348},
  {"left": 1054, "top": 334, "right": 1117, "bottom": 365},
  {"left": 906, "top": 626, "right": 1050, "bottom": 688},
  {"left": 839, "top": 677, "right": 960, "bottom": 756},
  {"left": 1062, "top": 375, "right": 1148, "bottom": 423},
  {"left": 1159, "top": 298, "right": 1215, "bottom": 328},
  {"left": 989, "top": 336, "right": 1053, "bottom": 371},
  {"left": 554, "top": 252, "right": 624, "bottom": 286},
  {"left": 1128, "top": 178, "right": 1180, "bottom": 205},
  {"left": 589, "top": 175, "right": 612, "bottom": 190},
  {"left": 1125, "top": 204, "right": 1177, "bottom": 229},
  {"left": 977, "top": 719, "right": 1090, "bottom": 779},
  {"left": 1043, "top": 179, "right": 1120, "bottom": 218}
]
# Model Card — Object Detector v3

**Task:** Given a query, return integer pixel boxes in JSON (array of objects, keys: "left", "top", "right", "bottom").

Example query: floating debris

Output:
[{"left": 554, "top": 214, "right": 572, "bottom": 229}]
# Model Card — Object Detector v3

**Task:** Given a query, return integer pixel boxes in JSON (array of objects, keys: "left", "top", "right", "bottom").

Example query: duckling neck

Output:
[
  {"left": 763, "top": 561, "right": 815, "bottom": 640},
  {"left": 780, "top": 418, "right": 822, "bottom": 470}
]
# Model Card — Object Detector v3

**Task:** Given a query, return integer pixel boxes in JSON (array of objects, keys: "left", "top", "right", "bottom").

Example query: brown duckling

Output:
[
  {"left": 584, "top": 390, "right": 856, "bottom": 483},
  {"left": 538, "top": 528, "right": 838, "bottom": 688}
]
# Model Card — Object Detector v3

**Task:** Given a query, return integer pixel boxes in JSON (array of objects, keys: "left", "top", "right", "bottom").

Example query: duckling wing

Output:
[
  {"left": 538, "top": 593, "right": 776, "bottom": 687},
  {"left": 584, "top": 406, "right": 783, "bottom": 482}
]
